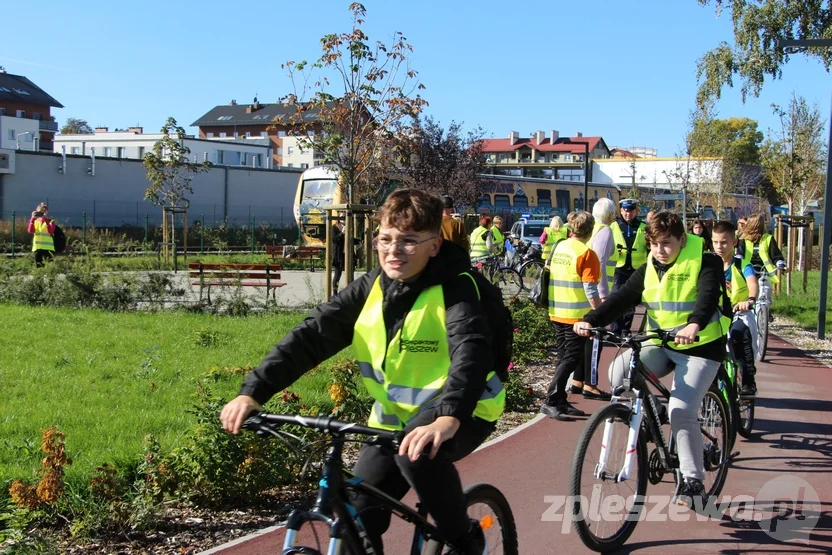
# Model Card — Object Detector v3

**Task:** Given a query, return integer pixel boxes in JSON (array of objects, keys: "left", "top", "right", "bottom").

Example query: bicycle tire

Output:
[
  {"left": 423, "top": 483, "right": 518, "bottom": 555},
  {"left": 569, "top": 403, "right": 647, "bottom": 553},
  {"left": 756, "top": 303, "right": 769, "bottom": 362},
  {"left": 518, "top": 260, "right": 545, "bottom": 291},
  {"left": 698, "top": 390, "right": 730, "bottom": 499},
  {"left": 711, "top": 381, "right": 738, "bottom": 453},
  {"left": 733, "top": 357, "right": 756, "bottom": 439},
  {"left": 491, "top": 268, "right": 523, "bottom": 298}
]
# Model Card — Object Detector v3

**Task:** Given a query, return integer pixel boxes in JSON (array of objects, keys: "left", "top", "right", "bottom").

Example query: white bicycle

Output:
[{"left": 754, "top": 271, "right": 772, "bottom": 363}]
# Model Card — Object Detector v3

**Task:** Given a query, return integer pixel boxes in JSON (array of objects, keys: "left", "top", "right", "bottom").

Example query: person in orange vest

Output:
[{"left": 27, "top": 202, "right": 56, "bottom": 267}]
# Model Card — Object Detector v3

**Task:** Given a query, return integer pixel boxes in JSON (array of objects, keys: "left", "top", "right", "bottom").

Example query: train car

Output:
[{"left": 293, "top": 166, "right": 344, "bottom": 247}]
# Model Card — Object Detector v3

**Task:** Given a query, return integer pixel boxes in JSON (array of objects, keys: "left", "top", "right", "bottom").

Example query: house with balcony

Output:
[
  {"left": 0, "top": 67, "right": 62, "bottom": 152},
  {"left": 479, "top": 130, "right": 611, "bottom": 181}
]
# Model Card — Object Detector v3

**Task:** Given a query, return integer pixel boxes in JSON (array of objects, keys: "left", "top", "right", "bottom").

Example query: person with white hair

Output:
[{"left": 540, "top": 215, "right": 568, "bottom": 261}]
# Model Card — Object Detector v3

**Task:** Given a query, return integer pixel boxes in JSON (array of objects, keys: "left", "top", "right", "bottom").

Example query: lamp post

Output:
[
  {"left": 15, "top": 132, "right": 35, "bottom": 151},
  {"left": 777, "top": 38, "right": 832, "bottom": 339},
  {"left": 562, "top": 138, "right": 590, "bottom": 210}
]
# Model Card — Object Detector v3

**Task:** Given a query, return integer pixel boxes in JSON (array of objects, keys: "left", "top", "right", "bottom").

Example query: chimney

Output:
[
  {"left": 550, "top": 130, "right": 559, "bottom": 143},
  {"left": 128, "top": 126, "right": 143, "bottom": 134},
  {"left": 534, "top": 130, "right": 545, "bottom": 145},
  {"left": 230, "top": 99, "right": 237, "bottom": 106},
  {"left": 576, "top": 131, "right": 583, "bottom": 137},
  {"left": 508, "top": 131, "right": 519, "bottom": 145},
  {"left": 94, "top": 127, "right": 109, "bottom": 133}
]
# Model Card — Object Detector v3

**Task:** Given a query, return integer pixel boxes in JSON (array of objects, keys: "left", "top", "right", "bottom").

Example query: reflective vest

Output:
[
  {"left": 643, "top": 234, "right": 730, "bottom": 349},
  {"left": 590, "top": 222, "right": 618, "bottom": 290},
  {"left": 491, "top": 227, "right": 505, "bottom": 254},
  {"left": 352, "top": 275, "right": 505, "bottom": 431},
  {"left": 542, "top": 226, "right": 568, "bottom": 261},
  {"left": 548, "top": 238, "right": 593, "bottom": 321},
  {"left": 469, "top": 226, "right": 490, "bottom": 260},
  {"left": 742, "top": 235, "right": 779, "bottom": 285},
  {"left": 32, "top": 218, "right": 55, "bottom": 252},
  {"left": 610, "top": 220, "right": 647, "bottom": 270},
  {"left": 727, "top": 258, "right": 749, "bottom": 305}
]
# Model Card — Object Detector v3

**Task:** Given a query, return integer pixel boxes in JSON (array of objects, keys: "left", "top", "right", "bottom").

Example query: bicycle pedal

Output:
[
  {"left": 729, "top": 450, "right": 741, "bottom": 459},
  {"left": 739, "top": 394, "right": 756, "bottom": 401}
]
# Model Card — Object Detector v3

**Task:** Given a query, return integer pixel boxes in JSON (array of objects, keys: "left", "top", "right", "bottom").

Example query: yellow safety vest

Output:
[
  {"left": 610, "top": 220, "right": 647, "bottom": 270},
  {"left": 590, "top": 222, "right": 618, "bottom": 291},
  {"left": 742, "top": 235, "right": 779, "bottom": 285},
  {"left": 491, "top": 227, "right": 505, "bottom": 254},
  {"left": 548, "top": 238, "right": 593, "bottom": 321},
  {"left": 642, "top": 234, "right": 730, "bottom": 349},
  {"left": 352, "top": 276, "right": 505, "bottom": 431},
  {"left": 727, "top": 258, "right": 749, "bottom": 305},
  {"left": 32, "top": 219, "right": 55, "bottom": 252},
  {"left": 469, "top": 226, "right": 490, "bottom": 260},
  {"left": 542, "top": 227, "right": 568, "bottom": 261}
]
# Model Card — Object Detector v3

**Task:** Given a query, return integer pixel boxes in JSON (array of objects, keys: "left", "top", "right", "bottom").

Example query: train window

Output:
[
  {"left": 494, "top": 195, "right": 512, "bottom": 208},
  {"left": 555, "top": 190, "right": 570, "bottom": 211},
  {"left": 513, "top": 195, "right": 528, "bottom": 209},
  {"left": 477, "top": 195, "right": 491, "bottom": 208},
  {"left": 537, "top": 189, "right": 552, "bottom": 209}
]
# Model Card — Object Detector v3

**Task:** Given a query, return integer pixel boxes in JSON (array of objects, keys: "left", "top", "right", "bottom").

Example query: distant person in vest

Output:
[
  {"left": 610, "top": 198, "right": 648, "bottom": 335},
  {"left": 28, "top": 202, "right": 56, "bottom": 267},
  {"left": 541, "top": 211, "right": 601, "bottom": 421},
  {"left": 574, "top": 211, "right": 731, "bottom": 509},
  {"left": 691, "top": 219, "right": 713, "bottom": 252},
  {"left": 540, "top": 216, "right": 568, "bottom": 262},
  {"left": 469, "top": 216, "right": 498, "bottom": 261},
  {"left": 220, "top": 189, "right": 503, "bottom": 554},
  {"left": 331, "top": 214, "right": 346, "bottom": 296},
  {"left": 736, "top": 214, "right": 787, "bottom": 285},
  {"left": 491, "top": 216, "right": 506, "bottom": 256},
  {"left": 439, "top": 196, "right": 469, "bottom": 251},
  {"left": 711, "top": 221, "right": 758, "bottom": 395}
]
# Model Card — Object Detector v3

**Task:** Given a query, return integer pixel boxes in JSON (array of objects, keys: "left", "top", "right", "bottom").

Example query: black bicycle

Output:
[
  {"left": 568, "top": 328, "right": 731, "bottom": 552},
  {"left": 242, "top": 412, "right": 518, "bottom": 554},
  {"left": 474, "top": 255, "right": 523, "bottom": 297}
]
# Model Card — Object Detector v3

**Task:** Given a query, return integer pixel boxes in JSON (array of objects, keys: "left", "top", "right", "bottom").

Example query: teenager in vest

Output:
[
  {"left": 737, "top": 214, "right": 787, "bottom": 284},
  {"left": 609, "top": 198, "right": 648, "bottom": 335},
  {"left": 712, "top": 221, "right": 759, "bottom": 395},
  {"left": 221, "top": 189, "right": 503, "bottom": 554},
  {"left": 541, "top": 211, "right": 602, "bottom": 420},
  {"left": 574, "top": 211, "right": 731, "bottom": 508},
  {"left": 540, "top": 215, "right": 567, "bottom": 261},
  {"left": 469, "top": 215, "right": 497, "bottom": 261},
  {"left": 27, "top": 202, "right": 56, "bottom": 267},
  {"left": 691, "top": 219, "right": 713, "bottom": 252}
]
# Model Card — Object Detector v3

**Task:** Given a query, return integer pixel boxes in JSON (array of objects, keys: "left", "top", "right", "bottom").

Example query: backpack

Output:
[
  {"left": 52, "top": 225, "right": 66, "bottom": 253},
  {"left": 461, "top": 272, "right": 513, "bottom": 382}
]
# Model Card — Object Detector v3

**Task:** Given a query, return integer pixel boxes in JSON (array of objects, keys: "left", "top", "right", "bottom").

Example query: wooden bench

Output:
[
  {"left": 188, "top": 262, "right": 286, "bottom": 305},
  {"left": 265, "top": 245, "right": 326, "bottom": 271}
]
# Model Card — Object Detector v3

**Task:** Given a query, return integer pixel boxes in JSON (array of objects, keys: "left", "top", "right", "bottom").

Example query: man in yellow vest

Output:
[
  {"left": 469, "top": 215, "right": 498, "bottom": 261},
  {"left": 491, "top": 216, "right": 506, "bottom": 257},
  {"left": 221, "top": 189, "right": 502, "bottom": 554},
  {"left": 28, "top": 202, "right": 56, "bottom": 267},
  {"left": 609, "top": 198, "right": 647, "bottom": 335},
  {"left": 541, "top": 211, "right": 601, "bottom": 420},
  {"left": 712, "top": 221, "right": 759, "bottom": 395},
  {"left": 574, "top": 211, "right": 731, "bottom": 509}
]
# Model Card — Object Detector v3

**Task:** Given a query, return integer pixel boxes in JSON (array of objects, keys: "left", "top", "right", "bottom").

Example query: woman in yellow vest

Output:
[
  {"left": 574, "top": 211, "right": 731, "bottom": 509},
  {"left": 469, "top": 215, "right": 498, "bottom": 261},
  {"left": 540, "top": 215, "right": 568, "bottom": 261},
  {"left": 27, "top": 202, "right": 56, "bottom": 267},
  {"left": 737, "top": 214, "right": 786, "bottom": 284},
  {"left": 221, "top": 189, "right": 502, "bottom": 554},
  {"left": 541, "top": 211, "right": 602, "bottom": 420}
]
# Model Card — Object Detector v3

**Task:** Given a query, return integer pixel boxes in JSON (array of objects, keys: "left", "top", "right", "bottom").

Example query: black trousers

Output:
[
  {"left": 610, "top": 269, "right": 636, "bottom": 335},
  {"left": 350, "top": 410, "right": 495, "bottom": 554},
  {"left": 729, "top": 318, "right": 756, "bottom": 380},
  {"left": 572, "top": 336, "right": 602, "bottom": 386},
  {"left": 545, "top": 322, "right": 589, "bottom": 407},
  {"left": 34, "top": 249, "right": 53, "bottom": 267},
  {"left": 332, "top": 266, "right": 344, "bottom": 292}
]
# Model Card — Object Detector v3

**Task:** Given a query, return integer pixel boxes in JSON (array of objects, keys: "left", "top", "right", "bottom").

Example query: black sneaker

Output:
[
  {"left": 740, "top": 380, "right": 757, "bottom": 397},
  {"left": 672, "top": 477, "right": 708, "bottom": 509},
  {"left": 540, "top": 404, "right": 574, "bottom": 421},
  {"left": 443, "top": 519, "right": 485, "bottom": 554},
  {"left": 558, "top": 403, "right": 587, "bottom": 417}
]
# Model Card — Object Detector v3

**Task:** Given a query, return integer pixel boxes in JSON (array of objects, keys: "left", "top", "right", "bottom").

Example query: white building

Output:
[
  {"left": 53, "top": 127, "right": 274, "bottom": 168},
  {"left": 0, "top": 115, "right": 40, "bottom": 151},
  {"left": 592, "top": 157, "right": 722, "bottom": 191}
]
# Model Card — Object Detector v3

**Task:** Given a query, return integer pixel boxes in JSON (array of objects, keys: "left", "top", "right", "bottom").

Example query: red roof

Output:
[{"left": 479, "top": 136, "right": 603, "bottom": 153}]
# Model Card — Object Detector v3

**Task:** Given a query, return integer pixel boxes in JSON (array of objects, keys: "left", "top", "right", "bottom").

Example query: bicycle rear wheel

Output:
[
  {"left": 755, "top": 302, "right": 769, "bottom": 362},
  {"left": 569, "top": 403, "right": 647, "bottom": 552},
  {"left": 698, "top": 390, "right": 730, "bottom": 499},
  {"left": 491, "top": 268, "right": 523, "bottom": 298},
  {"left": 423, "top": 483, "right": 518, "bottom": 555},
  {"left": 518, "top": 260, "right": 544, "bottom": 291}
]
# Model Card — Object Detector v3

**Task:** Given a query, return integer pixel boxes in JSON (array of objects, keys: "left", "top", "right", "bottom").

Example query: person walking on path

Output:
[
  {"left": 28, "top": 202, "right": 56, "bottom": 267},
  {"left": 440, "top": 196, "right": 469, "bottom": 251},
  {"left": 331, "top": 215, "right": 346, "bottom": 296}
]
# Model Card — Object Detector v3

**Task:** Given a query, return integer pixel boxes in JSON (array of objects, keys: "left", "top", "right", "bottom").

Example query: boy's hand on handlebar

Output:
[
  {"left": 399, "top": 416, "right": 460, "bottom": 462},
  {"left": 574, "top": 321, "right": 592, "bottom": 337},
  {"left": 674, "top": 323, "right": 700, "bottom": 346},
  {"left": 733, "top": 300, "right": 754, "bottom": 312},
  {"left": 220, "top": 395, "right": 262, "bottom": 434}
]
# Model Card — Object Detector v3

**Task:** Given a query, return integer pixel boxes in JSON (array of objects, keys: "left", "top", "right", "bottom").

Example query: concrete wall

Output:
[{"left": 0, "top": 151, "right": 301, "bottom": 228}]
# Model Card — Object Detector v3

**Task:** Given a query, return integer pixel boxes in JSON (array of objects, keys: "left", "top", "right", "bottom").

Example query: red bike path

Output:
[{"left": 202, "top": 333, "right": 832, "bottom": 554}]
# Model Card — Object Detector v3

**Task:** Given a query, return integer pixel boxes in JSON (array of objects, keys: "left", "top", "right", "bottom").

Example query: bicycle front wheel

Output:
[
  {"left": 755, "top": 302, "right": 769, "bottom": 362},
  {"left": 518, "top": 260, "right": 545, "bottom": 291},
  {"left": 491, "top": 268, "right": 523, "bottom": 298},
  {"left": 569, "top": 403, "right": 647, "bottom": 552},
  {"left": 698, "top": 390, "right": 730, "bottom": 499},
  {"left": 735, "top": 368, "right": 756, "bottom": 439}
]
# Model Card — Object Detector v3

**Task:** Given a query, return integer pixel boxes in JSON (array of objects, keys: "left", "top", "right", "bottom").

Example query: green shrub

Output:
[
  {"left": 503, "top": 366, "right": 535, "bottom": 412},
  {"left": 508, "top": 298, "right": 556, "bottom": 366}
]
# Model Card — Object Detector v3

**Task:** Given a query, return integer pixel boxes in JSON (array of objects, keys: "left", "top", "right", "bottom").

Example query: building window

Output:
[
  {"left": 206, "top": 132, "right": 214, "bottom": 138},
  {"left": 287, "top": 146, "right": 295, "bottom": 155},
  {"left": 16, "top": 110, "right": 25, "bottom": 118},
  {"left": 32, "top": 112, "right": 42, "bottom": 121},
  {"left": 278, "top": 130, "right": 286, "bottom": 138},
  {"left": 307, "top": 130, "right": 315, "bottom": 137},
  {"left": 277, "top": 147, "right": 283, "bottom": 155},
  {"left": 138, "top": 147, "right": 145, "bottom": 158},
  {"left": 216, "top": 151, "right": 224, "bottom": 164},
  {"left": 0, "top": 108, "right": 4, "bottom": 115},
  {"left": 104, "top": 147, "right": 113, "bottom": 157},
  {"left": 219, "top": 132, "right": 227, "bottom": 138},
  {"left": 117, "top": 147, "right": 126, "bottom": 158},
  {"left": 301, "top": 163, "right": 309, "bottom": 169},
  {"left": 287, "top": 163, "right": 294, "bottom": 168},
  {"left": 260, "top": 131, "right": 268, "bottom": 137},
  {"left": 246, "top": 132, "right": 251, "bottom": 138},
  {"left": 241, "top": 153, "right": 247, "bottom": 166},
  {"left": 71, "top": 147, "right": 80, "bottom": 155}
]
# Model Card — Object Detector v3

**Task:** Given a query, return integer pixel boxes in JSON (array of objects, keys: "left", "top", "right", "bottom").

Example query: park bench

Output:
[
  {"left": 188, "top": 262, "right": 286, "bottom": 305},
  {"left": 265, "top": 245, "right": 326, "bottom": 271}
]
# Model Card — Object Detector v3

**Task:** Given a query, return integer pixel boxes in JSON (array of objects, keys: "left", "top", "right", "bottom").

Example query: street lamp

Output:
[
  {"left": 561, "top": 138, "right": 589, "bottom": 210},
  {"left": 777, "top": 39, "right": 832, "bottom": 339},
  {"left": 15, "top": 131, "right": 36, "bottom": 151}
]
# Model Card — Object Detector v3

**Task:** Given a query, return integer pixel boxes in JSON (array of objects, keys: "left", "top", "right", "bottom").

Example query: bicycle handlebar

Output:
[
  {"left": 242, "top": 412, "right": 401, "bottom": 449},
  {"left": 584, "top": 327, "right": 699, "bottom": 346}
]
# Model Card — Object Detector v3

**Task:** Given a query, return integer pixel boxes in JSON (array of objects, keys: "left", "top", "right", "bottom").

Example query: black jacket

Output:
[
  {"left": 240, "top": 240, "right": 492, "bottom": 421},
  {"left": 583, "top": 252, "right": 729, "bottom": 362}
]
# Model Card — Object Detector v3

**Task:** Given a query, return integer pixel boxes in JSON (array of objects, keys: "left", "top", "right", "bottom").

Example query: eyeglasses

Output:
[{"left": 373, "top": 236, "right": 437, "bottom": 254}]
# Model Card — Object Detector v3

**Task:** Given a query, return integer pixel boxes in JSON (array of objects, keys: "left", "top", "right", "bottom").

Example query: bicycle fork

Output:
[{"left": 595, "top": 397, "right": 643, "bottom": 482}]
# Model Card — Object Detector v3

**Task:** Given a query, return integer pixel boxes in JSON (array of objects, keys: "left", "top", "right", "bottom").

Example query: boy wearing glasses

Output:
[{"left": 221, "top": 189, "right": 502, "bottom": 554}]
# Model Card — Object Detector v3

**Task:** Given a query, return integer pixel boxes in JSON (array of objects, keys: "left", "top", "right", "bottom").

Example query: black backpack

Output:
[
  {"left": 52, "top": 225, "right": 66, "bottom": 253},
  {"left": 462, "top": 272, "right": 513, "bottom": 382}
]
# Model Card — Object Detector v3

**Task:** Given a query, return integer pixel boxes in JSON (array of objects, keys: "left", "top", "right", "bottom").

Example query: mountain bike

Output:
[
  {"left": 754, "top": 271, "right": 772, "bottom": 362},
  {"left": 474, "top": 256, "right": 523, "bottom": 297},
  {"left": 712, "top": 329, "right": 756, "bottom": 444},
  {"left": 242, "top": 412, "right": 518, "bottom": 555},
  {"left": 568, "top": 328, "right": 730, "bottom": 553}
]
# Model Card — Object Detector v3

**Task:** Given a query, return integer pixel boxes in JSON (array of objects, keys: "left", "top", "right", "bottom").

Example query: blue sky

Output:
[{"left": 3, "top": 0, "right": 827, "bottom": 156}]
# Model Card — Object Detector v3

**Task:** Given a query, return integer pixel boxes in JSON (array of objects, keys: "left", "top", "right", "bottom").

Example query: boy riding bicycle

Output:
[
  {"left": 220, "top": 189, "right": 503, "bottom": 555},
  {"left": 711, "top": 221, "right": 759, "bottom": 395},
  {"left": 574, "top": 211, "right": 731, "bottom": 507}
]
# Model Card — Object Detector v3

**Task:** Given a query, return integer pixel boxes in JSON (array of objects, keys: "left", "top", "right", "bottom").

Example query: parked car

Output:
[{"left": 509, "top": 219, "right": 550, "bottom": 248}]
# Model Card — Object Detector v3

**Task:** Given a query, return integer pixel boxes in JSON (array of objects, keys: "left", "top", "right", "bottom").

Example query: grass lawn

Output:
[
  {"left": 0, "top": 304, "right": 351, "bottom": 485},
  {"left": 771, "top": 270, "right": 832, "bottom": 331}
]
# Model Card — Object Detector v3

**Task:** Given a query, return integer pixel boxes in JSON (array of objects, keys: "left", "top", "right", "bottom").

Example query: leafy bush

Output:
[
  {"left": 508, "top": 298, "right": 556, "bottom": 366},
  {"left": 503, "top": 365, "right": 535, "bottom": 412}
]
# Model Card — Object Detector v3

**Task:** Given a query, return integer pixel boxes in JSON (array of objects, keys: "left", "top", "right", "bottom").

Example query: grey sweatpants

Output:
[{"left": 609, "top": 346, "right": 720, "bottom": 481}]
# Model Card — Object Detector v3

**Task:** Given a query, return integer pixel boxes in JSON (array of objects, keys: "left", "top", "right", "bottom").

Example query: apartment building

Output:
[{"left": 0, "top": 67, "right": 62, "bottom": 152}]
